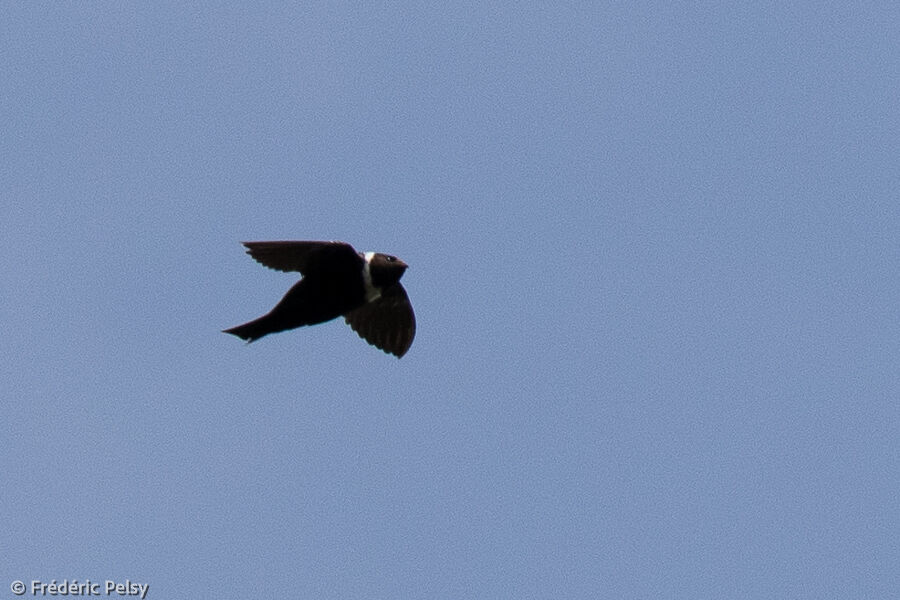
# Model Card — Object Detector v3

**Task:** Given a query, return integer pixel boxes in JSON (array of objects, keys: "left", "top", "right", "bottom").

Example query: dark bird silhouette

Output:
[{"left": 223, "top": 241, "right": 415, "bottom": 357}]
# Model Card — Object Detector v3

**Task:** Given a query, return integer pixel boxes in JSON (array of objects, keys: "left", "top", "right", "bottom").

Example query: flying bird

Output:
[{"left": 223, "top": 241, "right": 415, "bottom": 357}]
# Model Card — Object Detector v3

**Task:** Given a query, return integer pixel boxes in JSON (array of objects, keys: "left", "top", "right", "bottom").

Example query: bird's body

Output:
[{"left": 223, "top": 241, "right": 415, "bottom": 357}]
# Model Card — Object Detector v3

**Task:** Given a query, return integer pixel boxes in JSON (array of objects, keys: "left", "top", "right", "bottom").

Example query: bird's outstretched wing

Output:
[
  {"left": 241, "top": 241, "right": 358, "bottom": 274},
  {"left": 344, "top": 283, "right": 416, "bottom": 357}
]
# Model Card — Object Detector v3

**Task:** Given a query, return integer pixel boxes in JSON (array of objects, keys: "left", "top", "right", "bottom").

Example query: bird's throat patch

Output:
[{"left": 362, "top": 252, "right": 382, "bottom": 302}]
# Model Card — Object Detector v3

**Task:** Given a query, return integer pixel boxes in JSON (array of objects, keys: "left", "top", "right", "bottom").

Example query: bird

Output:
[{"left": 223, "top": 241, "right": 415, "bottom": 357}]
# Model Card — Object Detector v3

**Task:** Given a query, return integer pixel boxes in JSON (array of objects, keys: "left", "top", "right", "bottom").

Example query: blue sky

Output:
[{"left": 2, "top": 3, "right": 898, "bottom": 598}]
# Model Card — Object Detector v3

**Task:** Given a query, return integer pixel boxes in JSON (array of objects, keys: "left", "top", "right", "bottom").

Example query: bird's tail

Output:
[{"left": 222, "top": 316, "right": 271, "bottom": 343}]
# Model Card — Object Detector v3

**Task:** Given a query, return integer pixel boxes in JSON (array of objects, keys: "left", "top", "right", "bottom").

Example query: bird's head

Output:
[{"left": 367, "top": 252, "right": 408, "bottom": 287}]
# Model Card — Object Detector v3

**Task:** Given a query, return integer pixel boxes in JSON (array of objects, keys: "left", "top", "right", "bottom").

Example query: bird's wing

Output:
[
  {"left": 344, "top": 283, "right": 416, "bottom": 358},
  {"left": 241, "top": 241, "right": 358, "bottom": 274}
]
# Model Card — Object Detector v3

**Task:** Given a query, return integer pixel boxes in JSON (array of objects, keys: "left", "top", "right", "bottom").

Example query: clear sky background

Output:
[{"left": 2, "top": 3, "right": 898, "bottom": 598}]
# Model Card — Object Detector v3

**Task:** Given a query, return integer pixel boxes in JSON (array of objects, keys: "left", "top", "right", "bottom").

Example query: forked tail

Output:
[{"left": 222, "top": 316, "right": 271, "bottom": 343}]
